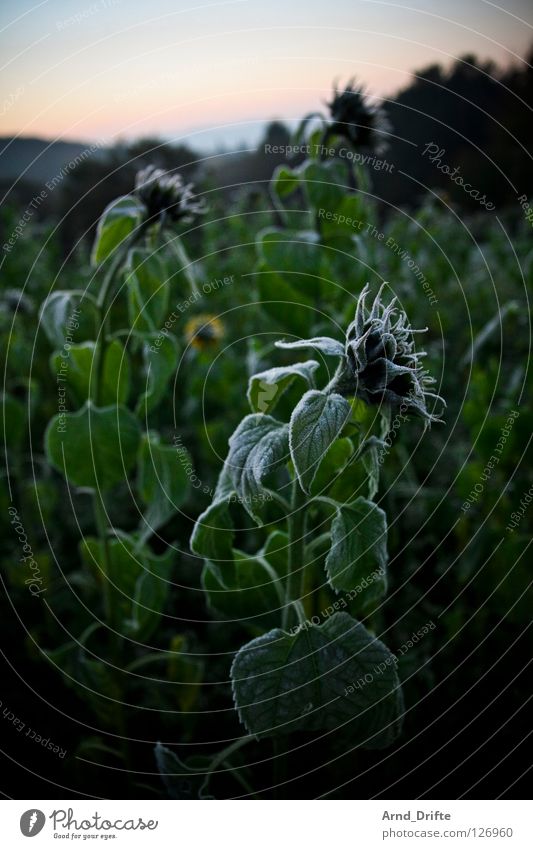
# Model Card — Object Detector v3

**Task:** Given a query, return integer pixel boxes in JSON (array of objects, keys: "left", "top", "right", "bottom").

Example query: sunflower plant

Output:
[
  {"left": 189, "top": 283, "right": 444, "bottom": 787},
  {"left": 39, "top": 168, "right": 208, "bottom": 757}
]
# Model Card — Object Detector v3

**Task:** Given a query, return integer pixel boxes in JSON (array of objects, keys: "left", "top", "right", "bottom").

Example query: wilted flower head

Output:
[
  {"left": 277, "top": 284, "right": 444, "bottom": 424},
  {"left": 185, "top": 314, "right": 224, "bottom": 350},
  {"left": 340, "top": 284, "right": 444, "bottom": 422},
  {"left": 326, "top": 80, "right": 389, "bottom": 153},
  {"left": 134, "top": 165, "right": 206, "bottom": 225}
]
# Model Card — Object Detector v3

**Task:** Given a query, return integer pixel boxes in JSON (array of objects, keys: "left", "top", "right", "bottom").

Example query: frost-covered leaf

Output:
[
  {"left": 227, "top": 414, "right": 289, "bottom": 522},
  {"left": 39, "top": 290, "right": 99, "bottom": 349},
  {"left": 247, "top": 360, "right": 319, "bottom": 414},
  {"left": 325, "top": 497, "right": 388, "bottom": 597},
  {"left": 231, "top": 612, "right": 403, "bottom": 747},
  {"left": 190, "top": 498, "right": 235, "bottom": 567},
  {"left": 289, "top": 390, "right": 351, "bottom": 493},
  {"left": 275, "top": 336, "right": 345, "bottom": 357}
]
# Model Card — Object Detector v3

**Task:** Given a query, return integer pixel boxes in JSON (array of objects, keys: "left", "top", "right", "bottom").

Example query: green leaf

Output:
[
  {"left": 126, "top": 247, "right": 169, "bottom": 334},
  {"left": 301, "top": 160, "right": 347, "bottom": 213},
  {"left": 50, "top": 340, "right": 130, "bottom": 406},
  {"left": 289, "top": 390, "right": 351, "bottom": 493},
  {"left": 325, "top": 498, "right": 388, "bottom": 597},
  {"left": 227, "top": 414, "right": 289, "bottom": 522},
  {"left": 309, "top": 436, "right": 354, "bottom": 496},
  {"left": 129, "top": 550, "right": 174, "bottom": 639},
  {"left": 80, "top": 531, "right": 174, "bottom": 638},
  {"left": 275, "top": 336, "right": 345, "bottom": 357},
  {"left": 2, "top": 393, "right": 25, "bottom": 451},
  {"left": 39, "top": 290, "right": 99, "bottom": 349},
  {"left": 256, "top": 263, "right": 314, "bottom": 337},
  {"left": 91, "top": 195, "right": 145, "bottom": 266},
  {"left": 359, "top": 436, "right": 383, "bottom": 500},
  {"left": 261, "top": 531, "right": 289, "bottom": 579},
  {"left": 202, "top": 549, "right": 282, "bottom": 626},
  {"left": 45, "top": 402, "right": 140, "bottom": 490},
  {"left": 247, "top": 360, "right": 319, "bottom": 414},
  {"left": 138, "top": 431, "right": 190, "bottom": 536},
  {"left": 259, "top": 228, "right": 322, "bottom": 297},
  {"left": 231, "top": 612, "right": 403, "bottom": 747},
  {"left": 190, "top": 498, "right": 235, "bottom": 567},
  {"left": 272, "top": 165, "right": 300, "bottom": 199},
  {"left": 259, "top": 228, "right": 320, "bottom": 275},
  {"left": 136, "top": 333, "right": 179, "bottom": 415}
]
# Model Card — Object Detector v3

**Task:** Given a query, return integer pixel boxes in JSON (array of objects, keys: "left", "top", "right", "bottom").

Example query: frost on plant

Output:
[
  {"left": 279, "top": 283, "right": 446, "bottom": 424},
  {"left": 134, "top": 165, "right": 206, "bottom": 225}
]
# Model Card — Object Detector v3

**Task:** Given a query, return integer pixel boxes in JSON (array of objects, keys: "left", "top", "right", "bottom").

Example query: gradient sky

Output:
[{"left": 1, "top": 0, "right": 531, "bottom": 149}]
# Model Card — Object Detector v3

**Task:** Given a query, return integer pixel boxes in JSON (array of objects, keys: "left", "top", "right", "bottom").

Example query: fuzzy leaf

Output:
[
  {"left": 247, "top": 360, "right": 319, "bottom": 414},
  {"left": 289, "top": 390, "right": 351, "bottom": 493},
  {"left": 231, "top": 612, "right": 403, "bottom": 747},
  {"left": 275, "top": 336, "right": 345, "bottom": 357},
  {"left": 190, "top": 498, "right": 234, "bottom": 567},
  {"left": 39, "top": 290, "right": 98, "bottom": 349},
  {"left": 325, "top": 498, "right": 388, "bottom": 597},
  {"left": 227, "top": 414, "right": 289, "bottom": 522}
]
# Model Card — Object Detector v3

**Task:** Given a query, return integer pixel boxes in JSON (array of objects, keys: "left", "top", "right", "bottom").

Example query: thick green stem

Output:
[
  {"left": 90, "top": 240, "right": 137, "bottom": 771},
  {"left": 282, "top": 479, "right": 307, "bottom": 631}
]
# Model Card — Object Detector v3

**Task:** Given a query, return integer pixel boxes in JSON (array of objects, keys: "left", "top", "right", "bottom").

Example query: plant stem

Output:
[
  {"left": 282, "top": 479, "right": 307, "bottom": 631},
  {"left": 93, "top": 241, "right": 131, "bottom": 406},
  {"left": 90, "top": 241, "right": 136, "bottom": 772},
  {"left": 167, "top": 232, "right": 201, "bottom": 298},
  {"left": 92, "top": 491, "right": 113, "bottom": 624}
]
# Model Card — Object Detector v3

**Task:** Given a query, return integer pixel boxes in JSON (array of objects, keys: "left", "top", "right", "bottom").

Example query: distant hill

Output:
[{"left": 0, "top": 137, "right": 106, "bottom": 186}]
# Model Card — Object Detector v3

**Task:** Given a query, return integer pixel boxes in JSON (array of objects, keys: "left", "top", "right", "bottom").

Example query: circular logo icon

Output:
[{"left": 20, "top": 810, "right": 46, "bottom": 837}]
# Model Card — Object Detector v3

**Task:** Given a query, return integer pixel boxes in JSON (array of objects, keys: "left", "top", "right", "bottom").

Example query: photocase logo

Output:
[
  {"left": 20, "top": 810, "right": 46, "bottom": 837},
  {"left": 257, "top": 380, "right": 279, "bottom": 413}
]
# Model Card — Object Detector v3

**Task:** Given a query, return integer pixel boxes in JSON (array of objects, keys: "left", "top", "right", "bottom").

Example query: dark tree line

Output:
[{"left": 2, "top": 47, "right": 531, "bottom": 253}]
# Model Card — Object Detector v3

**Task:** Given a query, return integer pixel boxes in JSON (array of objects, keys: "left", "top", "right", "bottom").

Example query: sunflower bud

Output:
[
  {"left": 134, "top": 165, "right": 206, "bottom": 225},
  {"left": 325, "top": 80, "right": 389, "bottom": 154},
  {"left": 334, "top": 284, "right": 444, "bottom": 422}
]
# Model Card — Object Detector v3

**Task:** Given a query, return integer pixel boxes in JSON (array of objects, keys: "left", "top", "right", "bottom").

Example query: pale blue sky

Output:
[{"left": 1, "top": 0, "right": 531, "bottom": 149}]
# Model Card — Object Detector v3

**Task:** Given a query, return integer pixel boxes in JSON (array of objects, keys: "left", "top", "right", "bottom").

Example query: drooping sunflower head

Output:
[
  {"left": 343, "top": 284, "right": 445, "bottom": 422},
  {"left": 134, "top": 165, "right": 206, "bottom": 225},
  {"left": 185, "top": 314, "right": 224, "bottom": 351},
  {"left": 326, "top": 80, "right": 389, "bottom": 153}
]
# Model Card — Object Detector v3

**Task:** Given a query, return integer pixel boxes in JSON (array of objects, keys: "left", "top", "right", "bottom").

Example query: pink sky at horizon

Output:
[{"left": 1, "top": 0, "right": 531, "bottom": 150}]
